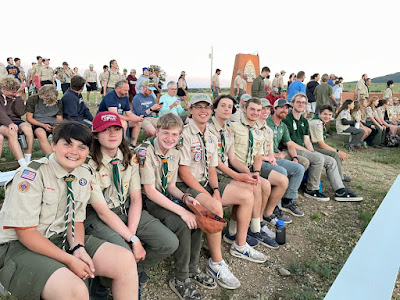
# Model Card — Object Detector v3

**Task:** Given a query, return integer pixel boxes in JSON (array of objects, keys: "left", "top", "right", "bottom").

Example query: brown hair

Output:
[
  {"left": 156, "top": 113, "right": 183, "bottom": 133},
  {"left": 0, "top": 75, "right": 21, "bottom": 91},
  {"left": 245, "top": 97, "right": 262, "bottom": 109},
  {"left": 367, "top": 96, "right": 380, "bottom": 108}
]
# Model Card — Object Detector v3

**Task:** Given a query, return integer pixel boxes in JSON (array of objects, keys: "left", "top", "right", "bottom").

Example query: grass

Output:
[{"left": 343, "top": 82, "right": 400, "bottom": 93}]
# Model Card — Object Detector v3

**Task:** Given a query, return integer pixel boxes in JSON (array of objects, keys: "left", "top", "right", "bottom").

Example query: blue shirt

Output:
[
  {"left": 327, "top": 79, "right": 335, "bottom": 87},
  {"left": 61, "top": 89, "right": 93, "bottom": 124},
  {"left": 98, "top": 90, "right": 130, "bottom": 115},
  {"left": 159, "top": 94, "right": 185, "bottom": 116},
  {"left": 132, "top": 93, "right": 156, "bottom": 117},
  {"left": 287, "top": 80, "right": 306, "bottom": 102}
]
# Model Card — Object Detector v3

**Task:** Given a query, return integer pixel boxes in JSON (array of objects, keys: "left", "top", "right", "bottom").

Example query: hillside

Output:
[{"left": 349, "top": 72, "right": 400, "bottom": 83}]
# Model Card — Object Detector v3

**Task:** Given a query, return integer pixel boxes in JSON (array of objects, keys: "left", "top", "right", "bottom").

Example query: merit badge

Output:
[
  {"left": 133, "top": 156, "right": 139, "bottom": 164},
  {"left": 167, "top": 173, "right": 172, "bottom": 181},
  {"left": 267, "top": 130, "right": 271, "bottom": 134},
  {"left": 256, "top": 141, "right": 261, "bottom": 147},
  {"left": 317, "top": 123, "right": 322, "bottom": 127},
  {"left": 343, "top": 111, "right": 347, "bottom": 116},
  {"left": 79, "top": 178, "right": 87, "bottom": 186},
  {"left": 255, "top": 130, "right": 260, "bottom": 135},
  {"left": 18, "top": 181, "right": 30, "bottom": 193},
  {"left": 138, "top": 155, "right": 146, "bottom": 168},
  {"left": 176, "top": 136, "right": 184, "bottom": 149},
  {"left": 226, "top": 133, "right": 230, "bottom": 138},
  {"left": 208, "top": 138, "right": 212, "bottom": 143},
  {"left": 21, "top": 169, "right": 36, "bottom": 181},
  {"left": 194, "top": 152, "right": 202, "bottom": 162},
  {"left": 169, "top": 155, "right": 174, "bottom": 162}
]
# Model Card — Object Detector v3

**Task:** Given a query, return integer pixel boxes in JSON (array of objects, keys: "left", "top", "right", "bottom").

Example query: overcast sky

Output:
[{"left": 2, "top": 0, "right": 399, "bottom": 88}]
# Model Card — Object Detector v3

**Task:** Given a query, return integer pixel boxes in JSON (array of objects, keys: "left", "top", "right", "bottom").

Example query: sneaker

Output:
[
  {"left": 304, "top": 189, "right": 330, "bottom": 202},
  {"left": 189, "top": 268, "right": 217, "bottom": 289},
  {"left": 169, "top": 278, "right": 201, "bottom": 300},
  {"left": 345, "top": 143, "right": 356, "bottom": 152},
  {"left": 247, "top": 229, "right": 279, "bottom": 249},
  {"left": 281, "top": 201, "right": 305, "bottom": 217},
  {"left": 261, "top": 225, "right": 275, "bottom": 239},
  {"left": 362, "top": 141, "right": 368, "bottom": 148},
  {"left": 87, "top": 102, "right": 91, "bottom": 106},
  {"left": 95, "top": 102, "right": 99, "bottom": 106},
  {"left": 229, "top": 243, "right": 267, "bottom": 263},
  {"left": 343, "top": 175, "right": 351, "bottom": 182},
  {"left": 207, "top": 259, "right": 240, "bottom": 290},
  {"left": 223, "top": 231, "right": 259, "bottom": 247},
  {"left": 273, "top": 206, "right": 292, "bottom": 224},
  {"left": 334, "top": 188, "right": 363, "bottom": 202}
]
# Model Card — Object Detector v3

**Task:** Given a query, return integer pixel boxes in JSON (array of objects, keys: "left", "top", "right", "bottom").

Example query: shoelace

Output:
[{"left": 63, "top": 175, "right": 75, "bottom": 251}]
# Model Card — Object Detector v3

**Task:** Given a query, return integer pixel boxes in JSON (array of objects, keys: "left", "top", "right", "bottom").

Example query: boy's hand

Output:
[
  {"left": 131, "top": 239, "right": 146, "bottom": 263},
  {"left": 67, "top": 254, "right": 94, "bottom": 280}
]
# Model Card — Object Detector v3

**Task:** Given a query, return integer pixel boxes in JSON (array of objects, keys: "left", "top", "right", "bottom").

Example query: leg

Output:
[
  {"left": 19, "top": 122, "right": 34, "bottom": 154},
  {"left": 264, "top": 170, "right": 288, "bottom": 216},
  {"left": 34, "top": 127, "right": 52, "bottom": 155},
  {"left": 94, "top": 90, "right": 98, "bottom": 104},
  {"left": 143, "top": 123, "right": 156, "bottom": 139},
  {"left": 86, "top": 90, "right": 91, "bottom": 102},
  {"left": 129, "top": 121, "right": 142, "bottom": 146},
  {"left": 344, "top": 127, "right": 364, "bottom": 146},
  {"left": 296, "top": 150, "right": 324, "bottom": 191},
  {"left": 0, "top": 134, "right": 4, "bottom": 158},
  {"left": 275, "top": 159, "right": 305, "bottom": 199},
  {"left": 323, "top": 155, "right": 345, "bottom": 192},
  {"left": 0, "top": 125, "right": 24, "bottom": 160},
  {"left": 314, "top": 144, "right": 344, "bottom": 180}
]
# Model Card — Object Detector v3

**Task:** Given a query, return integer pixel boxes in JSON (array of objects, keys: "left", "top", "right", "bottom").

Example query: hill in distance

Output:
[{"left": 349, "top": 72, "right": 400, "bottom": 83}]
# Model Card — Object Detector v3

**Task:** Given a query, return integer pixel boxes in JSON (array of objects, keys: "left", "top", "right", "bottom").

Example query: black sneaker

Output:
[
  {"left": 273, "top": 206, "right": 292, "bottom": 224},
  {"left": 247, "top": 229, "right": 279, "bottom": 249},
  {"left": 334, "top": 188, "right": 363, "bottom": 202},
  {"left": 169, "top": 278, "right": 201, "bottom": 300},
  {"left": 189, "top": 269, "right": 217, "bottom": 289},
  {"left": 281, "top": 201, "right": 304, "bottom": 217},
  {"left": 304, "top": 189, "right": 330, "bottom": 202}
]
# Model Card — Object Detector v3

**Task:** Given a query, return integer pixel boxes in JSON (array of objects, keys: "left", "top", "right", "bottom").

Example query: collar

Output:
[
  {"left": 211, "top": 116, "right": 227, "bottom": 132},
  {"left": 255, "top": 119, "right": 266, "bottom": 129},
  {"left": 49, "top": 153, "right": 82, "bottom": 179},
  {"left": 101, "top": 148, "right": 124, "bottom": 166},
  {"left": 152, "top": 137, "right": 174, "bottom": 157},
  {"left": 188, "top": 118, "right": 207, "bottom": 135},
  {"left": 240, "top": 115, "right": 254, "bottom": 128}
]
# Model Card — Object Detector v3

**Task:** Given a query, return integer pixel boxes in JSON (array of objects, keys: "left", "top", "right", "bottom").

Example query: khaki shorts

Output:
[
  {"left": 0, "top": 233, "right": 104, "bottom": 299},
  {"left": 141, "top": 117, "right": 159, "bottom": 129},
  {"left": 176, "top": 180, "right": 229, "bottom": 199}
]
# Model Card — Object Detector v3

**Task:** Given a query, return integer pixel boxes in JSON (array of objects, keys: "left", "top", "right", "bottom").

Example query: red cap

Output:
[{"left": 92, "top": 112, "right": 123, "bottom": 132}]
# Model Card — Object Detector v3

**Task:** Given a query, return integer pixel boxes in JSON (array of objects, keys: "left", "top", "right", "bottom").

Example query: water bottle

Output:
[
  {"left": 355, "top": 122, "right": 360, "bottom": 129},
  {"left": 18, "top": 130, "right": 28, "bottom": 149},
  {"left": 275, "top": 220, "right": 286, "bottom": 245}
]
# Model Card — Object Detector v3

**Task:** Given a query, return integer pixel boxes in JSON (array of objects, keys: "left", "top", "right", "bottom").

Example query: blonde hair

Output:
[
  {"left": 0, "top": 75, "right": 21, "bottom": 91},
  {"left": 321, "top": 74, "right": 329, "bottom": 83},
  {"left": 156, "top": 113, "right": 183, "bottom": 133},
  {"left": 38, "top": 85, "right": 58, "bottom": 106}
]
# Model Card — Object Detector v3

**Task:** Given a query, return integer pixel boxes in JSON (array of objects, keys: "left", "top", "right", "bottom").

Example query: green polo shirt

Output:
[
  {"left": 266, "top": 115, "right": 291, "bottom": 153},
  {"left": 283, "top": 112, "right": 309, "bottom": 147}
]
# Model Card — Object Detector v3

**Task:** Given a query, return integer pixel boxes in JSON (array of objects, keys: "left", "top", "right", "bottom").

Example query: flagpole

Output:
[{"left": 210, "top": 46, "right": 213, "bottom": 92}]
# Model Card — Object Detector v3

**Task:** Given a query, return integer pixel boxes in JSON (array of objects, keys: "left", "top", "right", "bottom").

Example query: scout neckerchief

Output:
[
  {"left": 198, "top": 132, "right": 209, "bottom": 187},
  {"left": 149, "top": 138, "right": 168, "bottom": 196},
  {"left": 211, "top": 118, "right": 227, "bottom": 164},
  {"left": 241, "top": 120, "right": 253, "bottom": 166},
  {"left": 63, "top": 175, "right": 75, "bottom": 251},
  {"left": 110, "top": 158, "right": 127, "bottom": 215},
  {"left": 313, "top": 114, "right": 327, "bottom": 140}
]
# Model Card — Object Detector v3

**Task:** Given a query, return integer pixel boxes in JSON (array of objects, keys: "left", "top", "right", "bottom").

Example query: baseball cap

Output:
[
  {"left": 240, "top": 94, "right": 252, "bottom": 102},
  {"left": 260, "top": 99, "right": 272, "bottom": 107},
  {"left": 281, "top": 70, "right": 286, "bottom": 74},
  {"left": 92, "top": 112, "right": 123, "bottom": 132},
  {"left": 190, "top": 93, "right": 212, "bottom": 106},
  {"left": 43, "top": 58, "right": 50, "bottom": 61},
  {"left": 142, "top": 67, "right": 149, "bottom": 71},
  {"left": 273, "top": 87, "right": 279, "bottom": 93},
  {"left": 123, "top": 68, "right": 127, "bottom": 72},
  {"left": 275, "top": 73, "right": 279, "bottom": 76},
  {"left": 216, "top": 68, "right": 221, "bottom": 72},
  {"left": 142, "top": 80, "right": 156, "bottom": 91},
  {"left": 181, "top": 71, "right": 186, "bottom": 76},
  {"left": 32, "top": 62, "right": 36, "bottom": 65},
  {"left": 130, "top": 69, "right": 136, "bottom": 73},
  {"left": 330, "top": 73, "right": 335, "bottom": 77},
  {"left": 62, "top": 62, "right": 68, "bottom": 66},
  {"left": 281, "top": 88, "right": 287, "bottom": 92},
  {"left": 274, "top": 98, "right": 292, "bottom": 108},
  {"left": 89, "top": 64, "right": 94, "bottom": 68}
]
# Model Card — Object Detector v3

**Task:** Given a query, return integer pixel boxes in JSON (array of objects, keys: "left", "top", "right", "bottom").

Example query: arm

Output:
[
  {"left": 178, "top": 165, "right": 210, "bottom": 196},
  {"left": 331, "top": 93, "right": 338, "bottom": 105},
  {"left": 303, "top": 135, "right": 314, "bottom": 151},
  {"left": 14, "top": 97, "right": 26, "bottom": 116},
  {"left": 341, "top": 118, "right": 356, "bottom": 126},
  {"left": 208, "top": 166, "right": 221, "bottom": 202},
  {"left": 285, "top": 141, "right": 299, "bottom": 162},
  {"left": 26, "top": 112, "right": 52, "bottom": 132},
  {"left": 217, "top": 156, "right": 256, "bottom": 184},
  {"left": 127, "top": 189, "right": 142, "bottom": 235}
]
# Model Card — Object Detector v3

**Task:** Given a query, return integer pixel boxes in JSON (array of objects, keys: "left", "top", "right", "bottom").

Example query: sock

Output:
[
  {"left": 210, "top": 258, "right": 223, "bottom": 265},
  {"left": 18, "top": 158, "right": 27, "bottom": 167},
  {"left": 250, "top": 218, "right": 261, "bottom": 233},
  {"left": 228, "top": 219, "right": 237, "bottom": 236},
  {"left": 24, "top": 153, "right": 32, "bottom": 163},
  {"left": 233, "top": 241, "right": 246, "bottom": 250},
  {"left": 282, "top": 198, "right": 291, "bottom": 205}
]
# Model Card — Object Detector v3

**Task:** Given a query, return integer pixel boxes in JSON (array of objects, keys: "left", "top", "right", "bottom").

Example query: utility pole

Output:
[{"left": 209, "top": 46, "right": 213, "bottom": 91}]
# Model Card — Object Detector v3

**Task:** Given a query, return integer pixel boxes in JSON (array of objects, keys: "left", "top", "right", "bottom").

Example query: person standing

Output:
[
  {"left": 251, "top": 66, "right": 270, "bottom": 99},
  {"left": 287, "top": 71, "right": 306, "bottom": 102},
  {"left": 26, "top": 62, "right": 37, "bottom": 96},
  {"left": 104, "top": 59, "right": 122, "bottom": 94},
  {"left": 355, "top": 74, "right": 367, "bottom": 101},
  {"left": 84, "top": 64, "right": 98, "bottom": 106},
  {"left": 127, "top": 69, "right": 137, "bottom": 104},
  {"left": 56, "top": 62, "right": 73, "bottom": 94},
  {"left": 314, "top": 74, "right": 337, "bottom": 113},
  {"left": 383, "top": 80, "right": 394, "bottom": 100},
  {"left": 177, "top": 71, "right": 189, "bottom": 108},
  {"left": 14, "top": 58, "right": 26, "bottom": 101},
  {"left": 278, "top": 70, "right": 286, "bottom": 92},
  {"left": 306, "top": 73, "right": 320, "bottom": 115},
  {"left": 211, "top": 68, "right": 221, "bottom": 99},
  {"left": 37, "top": 58, "right": 54, "bottom": 87},
  {"left": 233, "top": 70, "right": 244, "bottom": 100},
  {"left": 6, "top": 57, "right": 20, "bottom": 80},
  {"left": 99, "top": 65, "right": 109, "bottom": 99},
  {"left": 271, "top": 73, "right": 280, "bottom": 90}
]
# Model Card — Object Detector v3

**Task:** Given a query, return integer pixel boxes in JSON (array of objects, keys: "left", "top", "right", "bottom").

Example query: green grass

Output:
[
  {"left": 311, "top": 212, "right": 321, "bottom": 222},
  {"left": 343, "top": 82, "right": 400, "bottom": 93}
]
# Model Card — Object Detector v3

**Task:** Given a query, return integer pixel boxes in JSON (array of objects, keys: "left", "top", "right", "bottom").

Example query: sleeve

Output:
[
  {"left": 304, "top": 119, "right": 310, "bottom": 135},
  {"left": 25, "top": 95, "right": 37, "bottom": 113},
  {"left": 62, "top": 95, "right": 79, "bottom": 121},
  {"left": 365, "top": 107, "right": 373, "bottom": 118},
  {"left": 88, "top": 172, "right": 105, "bottom": 204},
  {"left": 281, "top": 125, "right": 292, "bottom": 144},
  {"left": 341, "top": 118, "right": 355, "bottom": 125},
  {"left": 135, "top": 77, "right": 143, "bottom": 94},
  {"left": 83, "top": 104, "right": 93, "bottom": 121},
  {"left": 178, "top": 131, "right": 192, "bottom": 166},
  {"left": 56, "top": 100, "right": 63, "bottom": 116},
  {"left": 138, "top": 150, "right": 156, "bottom": 186},
  {"left": 158, "top": 99, "right": 169, "bottom": 115},
  {"left": 129, "top": 159, "right": 141, "bottom": 191},
  {"left": 209, "top": 136, "right": 219, "bottom": 167},
  {"left": 83, "top": 70, "right": 88, "bottom": 80},
  {"left": 132, "top": 96, "right": 147, "bottom": 116},
  {"left": 122, "top": 99, "right": 130, "bottom": 112},
  {"left": 176, "top": 105, "right": 184, "bottom": 115},
  {"left": 13, "top": 97, "right": 26, "bottom": 117},
  {"left": 328, "top": 85, "right": 333, "bottom": 95}
]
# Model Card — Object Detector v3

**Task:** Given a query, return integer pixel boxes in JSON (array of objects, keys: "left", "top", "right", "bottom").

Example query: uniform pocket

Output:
[{"left": 40, "top": 190, "right": 60, "bottom": 225}]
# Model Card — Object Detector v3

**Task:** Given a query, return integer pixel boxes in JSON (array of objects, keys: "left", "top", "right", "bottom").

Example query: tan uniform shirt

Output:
[
  {"left": 32, "top": 64, "right": 44, "bottom": 77},
  {"left": 242, "top": 78, "right": 247, "bottom": 92},
  {"left": 99, "top": 72, "right": 108, "bottom": 86},
  {"left": 229, "top": 117, "right": 265, "bottom": 167},
  {"left": 106, "top": 70, "right": 123, "bottom": 88},
  {"left": 178, "top": 119, "right": 218, "bottom": 182},
  {"left": 234, "top": 75, "right": 242, "bottom": 90},
  {"left": 229, "top": 107, "right": 244, "bottom": 123},
  {"left": 256, "top": 120, "right": 274, "bottom": 156},
  {"left": 211, "top": 74, "right": 220, "bottom": 88},
  {"left": 336, "top": 109, "right": 352, "bottom": 133},
  {"left": 383, "top": 88, "right": 393, "bottom": 100},
  {"left": 360, "top": 107, "right": 368, "bottom": 122},
  {"left": 208, "top": 117, "right": 235, "bottom": 172},
  {"left": 365, "top": 106, "right": 376, "bottom": 119},
  {"left": 278, "top": 75, "right": 284, "bottom": 88},
  {"left": 84, "top": 70, "right": 98, "bottom": 83},
  {"left": 27, "top": 68, "right": 33, "bottom": 81},
  {"left": 88, "top": 149, "right": 141, "bottom": 209},
  {"left": 59, "top": 68, "right": 72, "bottom": 84},
  {"left": 272, "top": 77, "right": 279, "bottom": 89},
  {"left": 308, "top": 119, "right": 325, "bottom": 143},
  {"left": 178, "top": 78, "right": 187, "bottom": 89},
  {"left": 358, "top": 81, "right": 369, "bottom": 100},
  {"left": 387, "top": 106, "right": 395, "bottom": 119},
  {"left": 38, "top": 66, "right": 54, "bottom": 81},
  {"left": 352, "top": 110, "right": 362, "bottom": 122},
  {"left": 17, "top": 66, "right": 25, "bottom": 80},
  {"left": 376, "top": 106, "right": 386, "bottom": 120},
  {"left": 0, "top": 63, "right": 7, "bottom": 80},
  {"left": 0, "top": 154, "right": 92, "bottom": 243},
  {"left": 138, "top": 138, "right": 179, "bottom": 191}
]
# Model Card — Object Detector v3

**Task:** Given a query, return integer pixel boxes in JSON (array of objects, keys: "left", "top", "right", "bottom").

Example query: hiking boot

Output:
[
  {"left": 281, "top": 200, "right": 305, "bottom": 217},
  {"left": 334, "top": 188, "right": 363, "bottom": 202},
  {"left": 223, "top": 231, "right": 259, "bottom": 247},
  {"left": 229, "top": 243, "right": 267, "bottom": 263},
  {"left": 169, "top": 278, "right": 201, "bottom": 300},
  {"left": 189, "top": 268, "right": 217, "bottom": 289},
  {"left": 273, "top": 206, "right": 292, "bottom": 224},
  {"left": 207, "top": 259, "right": 240, "bottom": 290},
  {"left": 304, "top": 188, "right": 330, "bottom": 202},
  {"left": 247, "top": 229, "right": 279, "bottom": 249}
]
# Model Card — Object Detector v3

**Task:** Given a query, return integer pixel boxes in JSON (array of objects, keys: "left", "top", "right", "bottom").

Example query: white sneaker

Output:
[
  {"left": 207, "top": 259, "right": 240, "bottom": 290},
  {"left": 261, "top": 225, "right": 276, "bottom": 239},
  {"left": 230, "top": 243, "right": 267, "bottom": 264}
]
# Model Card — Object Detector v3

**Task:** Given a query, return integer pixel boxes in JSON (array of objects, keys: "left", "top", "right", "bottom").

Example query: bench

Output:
[
  {"left": 340, "top": 92, "right": 400, "bottom": 103},
  {"left": 325, "top": 175, "right": 400, "bottom": 300},
  {"left": 336, "top": 131, "right": 352, "bottom": 144}
]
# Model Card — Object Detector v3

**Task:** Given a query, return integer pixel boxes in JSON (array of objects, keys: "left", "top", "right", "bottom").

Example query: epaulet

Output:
[
  {"left": 85, "top": 156, "right": 91, "bottom": 164},
  {"left": 27, "top": 160, "right": 43, "bottom": 170}
]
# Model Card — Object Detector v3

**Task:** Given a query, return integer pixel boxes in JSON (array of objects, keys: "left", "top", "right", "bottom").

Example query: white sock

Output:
[
  {"left": 250, "top": 218, "right": 261, "bottom": 233},
  {"left": 18, "top": 158, "right": 27, "bottom": 167},
  {"left": 210, "top": 258, "right": 223, "bottom": 265},
  {"left": 233, "top": 241, "right": 246, "bottom": 250},
  {"left": 24, "top": 154, "right": 32, "bottom": 163},
  {"left": 228, "top": 219, "right": 237, "bottom": 236}
]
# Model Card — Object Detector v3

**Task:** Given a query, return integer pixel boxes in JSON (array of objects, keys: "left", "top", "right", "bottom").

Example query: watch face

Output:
[{"left": 131, "top": 235, "right": 138, "bottom": 243}]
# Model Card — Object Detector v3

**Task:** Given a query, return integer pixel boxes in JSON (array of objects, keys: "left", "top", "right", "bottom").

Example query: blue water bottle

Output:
[{"left": 275, "top": 220, "right": 286, "bottom": 245}]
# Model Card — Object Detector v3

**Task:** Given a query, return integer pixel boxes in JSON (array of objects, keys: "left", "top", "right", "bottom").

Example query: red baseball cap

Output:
[{"left": 92, "top": 111, "right": 123, "bottom": 132}]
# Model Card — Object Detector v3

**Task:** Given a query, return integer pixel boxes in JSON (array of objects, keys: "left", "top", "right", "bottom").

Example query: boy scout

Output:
[
  {"left": 105, "top": 59, "right": 123, "bottom": 93},
  {"left": 55, "top": 62, "right": 72, "bottom": 94},
  {"left": 84, "top": 64, "right": 99, "bottom": 106},
  {"left": 177, "top": 93, "right": 241, "bottom": 290},
  {"left": 210, "top": 95, "right": 279, "bottom": 249},
  {"left": 0, "top": 121, "right": 138, "bottom": 299},
  {"left": 99, "top": 65, "right": 109, "bottom": 98},
  {"left": 138, "top": 113, "right": 217, "bottom": 300},
  {"left": 37, "top": 58, "right": 55, "bottom": 87}
]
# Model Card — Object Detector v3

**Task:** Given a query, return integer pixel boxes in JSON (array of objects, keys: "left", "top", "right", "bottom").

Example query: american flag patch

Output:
[
  {"left": 317, "top": 124, "right": 322, "bottom": 127},
  {"left": 138, "top": 149, "right": 147, "bottom": 156},
  {"left": 21, "top": 169, "right": 36, "bottom": 181}
]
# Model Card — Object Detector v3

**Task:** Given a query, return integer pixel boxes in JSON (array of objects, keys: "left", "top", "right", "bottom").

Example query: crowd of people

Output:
[{"left": 0, "top": 57, "right": 398, "bottom": 300}]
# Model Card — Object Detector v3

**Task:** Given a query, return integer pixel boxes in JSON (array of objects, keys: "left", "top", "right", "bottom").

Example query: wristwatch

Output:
[{"left": 129, "top": 235, "right": 138, "bottom": 244}]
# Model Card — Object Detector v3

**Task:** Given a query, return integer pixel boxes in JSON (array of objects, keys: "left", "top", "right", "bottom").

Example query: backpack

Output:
[{"left": 385, "top": 132, "right": 400, "bottom": 147}]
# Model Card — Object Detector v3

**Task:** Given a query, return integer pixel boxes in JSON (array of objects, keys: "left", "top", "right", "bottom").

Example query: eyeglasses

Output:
[
  {"left": 295, "top": 101, "right": 307, "bottom": 105},
  {"left": 191, "top": 105, "right": 212, "bottom": 110},
  {"left": 169, "top": 88, "right": 177, "bottom": 90}
]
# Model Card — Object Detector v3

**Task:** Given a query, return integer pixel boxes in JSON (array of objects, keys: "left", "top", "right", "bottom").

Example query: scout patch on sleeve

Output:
[
  {"left": 21, "top": 169, "right": 36, "bottom": 181},
  {"left": 137, "top": 149, "right": 147, "bottom": 168},
  {"left": 176, "top": 136, "right": 184, "bottom": 149},
  {"left": 79, "top": 178, "right": 87, "bottom": 186},
  {"left": 133, "top": 155, "right": 139, "bottom": 164},
  {"left": 18, "top": 181, "right": 30, "bottom": 193}
]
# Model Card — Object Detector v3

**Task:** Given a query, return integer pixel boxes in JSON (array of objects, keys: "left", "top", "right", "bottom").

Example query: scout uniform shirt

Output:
[
  {"left": 266, "top": 115, "right": 292, "bottom": 153},
  {"left": 308, "top": 118, "right": 326, "bottom": 144},
  {"left": 58, "top": 68, "right": 72, "bottom": 84},
  {"left": 383, "top": 88, "right": 393, "bottom": 100},
  {"left": 358, "top": 82, "right": 369, "bottom": 100},
  {"left": 335, "top": 109, "right": 352, "bottom": 133},
  {"left": 0, "top": 154, "right": 93, "bottom": 244},
  {"left": 234, "top": 75, "right": 242, "bottom": 90},
  {"left": 38, "top": 65, "right": 55, "bottom": 81},
  {"left": 106, "top": 70, "right": 123, "bottom": 89},
  {"left": 138, "top": 138, "right": 179, "bottom": 193},
  {"left": 99, "top": 71, "right": 108, "bottom": 85},
  {"left": 376, "top": 106, "right": 387, "bottom": 120},
  {"left": 208, "top": 116, "right": 235, "bottom": 171},
  {"left": 84, "top": 69, "right": 98, "bottom": 83},
  {"left": 88, "top": 149, "right": 141, "bottom": 210},
  {"left": 229, "top": 117, "right": 265, "bottom": 167},
  {"left": 387, "top": 106, "right": 395, "bottom": 119},
  {"left": 32, "top": 63, "right": 44, "bottom": 77},
  {"left": 177, "top": 119, "right": 218, "bottom": 183},
  {"left": 365, "top": 106, "right": 376, "bottom": 119},
  {"left": 256, "top": 120, "right": 274, "bottom": 156},
  {"left": 283, "top": 112, "right": 309, "bottom": 147},
  {"left": 211, "top": 74, "right": 220, "bottom": 88}
]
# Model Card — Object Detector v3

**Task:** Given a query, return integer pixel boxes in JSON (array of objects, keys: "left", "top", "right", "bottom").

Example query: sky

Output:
[{"left": 2, "top": 0, "right": 399, "bottom": 88}]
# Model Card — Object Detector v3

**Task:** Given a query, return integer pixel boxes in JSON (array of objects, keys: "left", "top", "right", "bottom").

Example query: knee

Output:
[
  {"left": 160, "top": 233, "right": 179, "bottom": 255},
  {"left": 359, "top": 129, "right": 365, "bottom": 135},
  {"left": 324, "top": 156, "right": 336, "bottom": 168},
  {"left": 70, "top": 279, "right": 89, "bottom": 299},
  {"left": 240, "top": 188, "right": 254, "bottom": 206},
  {"left": 313, "top": 153, "right": 325, "bottom": 165}
]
